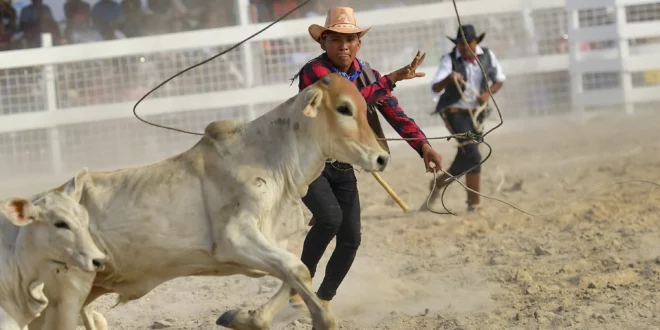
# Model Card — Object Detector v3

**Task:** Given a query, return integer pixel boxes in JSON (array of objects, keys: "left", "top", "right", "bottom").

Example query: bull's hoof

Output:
[
  {"left": 215, "top": 309, "right": 267, "bottom": 330},
  {"left": 216, "top": 310, "right": 237, "bottom": 327},
  {"left": 310, "top": 312, "right": 337, "bottom": 330},
  {"left": 311, "top": 326, "right": 336, "bottom": 330},
  {"left": 312, "top": 326, "right": 338, "bottom": 330}
]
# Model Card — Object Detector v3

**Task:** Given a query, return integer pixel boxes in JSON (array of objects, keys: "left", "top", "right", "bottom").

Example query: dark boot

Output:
[
  {"left": 465, "top": 173, "right": 481, "bottom": 212},
  {"left": 419, "top": 172, "right": 452, "bottom": 211}
]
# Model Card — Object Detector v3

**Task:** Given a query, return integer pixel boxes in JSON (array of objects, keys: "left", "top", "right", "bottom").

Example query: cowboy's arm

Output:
[
  {"left": 358, "top": 74, "right": 396, "bottom": 104},
  {"left": 430, "top": 54, "right": 453, "bottom": 94},
  {"left": 371, "top": 69, "right": 430, "bottom": 157},
  {"left": 478, "top": 49, "right": 506, "bottom": 103},
  {"left": 488, "top": 48, "right": 505, "bottom": 93},
  {"left": 480, "top": 81, "right": 503, "bottom": 105}
]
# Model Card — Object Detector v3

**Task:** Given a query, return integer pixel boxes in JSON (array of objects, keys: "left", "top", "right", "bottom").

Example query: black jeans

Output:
[
  {"left": 300, "top": 161, "right": 361, "bottom": 301},
  {"left": 444, "top": 111, "right": 482, "bottom": 175}
]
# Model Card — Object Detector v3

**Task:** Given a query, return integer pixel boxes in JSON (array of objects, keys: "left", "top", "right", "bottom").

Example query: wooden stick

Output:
[{"left": 371, "top": 172, "right": 409, "bottom": 212}]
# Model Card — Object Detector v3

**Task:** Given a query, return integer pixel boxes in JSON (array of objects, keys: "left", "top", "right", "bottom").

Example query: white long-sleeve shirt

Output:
[{"left": 429, "top": 45, "right": 506, "bottom": 109}]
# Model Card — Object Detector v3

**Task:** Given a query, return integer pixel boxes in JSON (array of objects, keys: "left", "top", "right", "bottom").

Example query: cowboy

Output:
[
  {"left": 421, "top": 24, "right": 506, "bottom": 212},
  {"left": 289, "top": 6, "right": 444, "bottom": 308}
]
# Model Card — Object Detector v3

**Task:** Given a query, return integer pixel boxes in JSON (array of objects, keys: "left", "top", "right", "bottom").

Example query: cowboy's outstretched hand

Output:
[
  {"left": 389, "top": 50, "right": 427, "bottom": 84},
  {"left": 422, "top": 144, "right": 443, "bottom": 173}
]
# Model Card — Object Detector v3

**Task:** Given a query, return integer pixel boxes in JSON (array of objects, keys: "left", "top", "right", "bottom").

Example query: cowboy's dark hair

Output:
[
  {"left": 320, "top": 31, "right": 330, "bottom": 42},
  {"left": 289, "top": 32, "right": 360, "bottom": 86}
]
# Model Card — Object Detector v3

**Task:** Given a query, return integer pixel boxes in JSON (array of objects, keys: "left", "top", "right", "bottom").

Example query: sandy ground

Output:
[{"left": 73, "top": 109, "right": 660, "bottom": 330}]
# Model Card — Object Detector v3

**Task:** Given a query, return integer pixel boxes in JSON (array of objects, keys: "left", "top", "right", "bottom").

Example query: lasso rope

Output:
[
  {"left": 130, "top": 0, "right": 315, "bottom": 136},
  {"left": 378, "top": 0, "right": 501, "bottom": 215},
  {"left": 377, "top": 0, "right": 660, "bottom": 216},
  {"left": 129, "top": 0, "right": 659, "bottom": 217},
  {"left": 452, "top": 75, "right": 489, "bottom": 135}
]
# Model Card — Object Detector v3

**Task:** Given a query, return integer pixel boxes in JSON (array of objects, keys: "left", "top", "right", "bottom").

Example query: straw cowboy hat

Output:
[{"left": 308, "top": 7, "right": 372, "bottom": 43}]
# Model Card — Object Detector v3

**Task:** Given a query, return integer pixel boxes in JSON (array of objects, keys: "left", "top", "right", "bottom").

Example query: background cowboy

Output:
[
  {"left": 423, "top": 24, "right": 506, "bottom": 212},
  {"left": 289, "top": 6, "right": 444, "bottom": 308}
]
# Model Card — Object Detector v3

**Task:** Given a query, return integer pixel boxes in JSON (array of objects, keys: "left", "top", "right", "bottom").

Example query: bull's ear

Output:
[
  {"left": 63, "top": 167, "right": 89, "bottom": 203},
  {"left": 0, "top": 198, "right": 37, "bottom": 226},
  {"left": 28, "top": 281, "right": 48, "bottom": 306},
  {"left": 302, "top": 88, "right": 323, "bottom": 118}
]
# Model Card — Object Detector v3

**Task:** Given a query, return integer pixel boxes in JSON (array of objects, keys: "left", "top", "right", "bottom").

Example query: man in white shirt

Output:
[{"left": 422, "top": 24, "right": 505, "bottom": 212}]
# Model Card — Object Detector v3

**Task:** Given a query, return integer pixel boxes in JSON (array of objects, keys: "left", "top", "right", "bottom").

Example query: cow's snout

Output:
[
  {"left": 376, "top": 154, "right": 389, "bottom": 171},
  {"left": 92, "top": 258, "right": 106, "bottom": 270},
  {"left": 376, "top": 155, "right": 390, "bottom": 171}
]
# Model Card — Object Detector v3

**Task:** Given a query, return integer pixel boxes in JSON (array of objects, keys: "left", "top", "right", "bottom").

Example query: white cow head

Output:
[
  {"left": 0, "top": 168, "right": 106, "bottom": 273},
  {"left": 300, "top": 73, "right": 390, "bottom": 172}
]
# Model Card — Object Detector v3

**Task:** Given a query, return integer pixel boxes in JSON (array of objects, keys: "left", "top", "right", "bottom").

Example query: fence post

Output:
[
  {"left": 567, "top": 6, "right": 585, "bottom": 123},
  {"left": 237, "top": 0, "right": 256, "bottom": 121},
  {"left": 615, "top": 2, "right": 634, "bottom": 115},
  {"left": 41, "top": 32, "right": 64, "bottom": 176}
]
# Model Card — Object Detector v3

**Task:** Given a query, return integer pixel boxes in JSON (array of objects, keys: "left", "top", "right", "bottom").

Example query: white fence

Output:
[
  {"left": 0, "top": 0, "right": 659, "bottom": 185},
  {"left": 567, "top": 0, "right": 660, "bottom": 116}
]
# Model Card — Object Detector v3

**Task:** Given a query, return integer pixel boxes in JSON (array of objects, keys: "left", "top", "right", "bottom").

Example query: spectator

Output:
[
  {"left": 170, "top": 0, "right": 189, "bottom": 33},
  {"left": 171, "top": 14, "right": 186, "bottom": 33},
  {"left": 63, "top": 0, "right": 91, "bottom": 42},
  {"left": 18, "top": 0, "right": 61, "bottom": 48},
  {"left": 273, "top": 0, "right": 299, "bottom": 20},
  {"left": 91, "top": 0, "right": 123, "bottom": 40},
  {"left": 250, "top": 0, "right": 271, "bottom": 23},
  {"left": 305, "top": 0, "right": 337, "bottom": 18},
  {"left": 146, "top": 0, "right": 169, "bottom": 16},
  {"left": 0, "top": 0, "right": 17, "bottom": 50},
  {"left": 120, "top": 0, "right": 145, "bottom": 37},
  {"left": 170, "top": 0, "right": 205, "bottom": 31},
  {"left": 68, "top": 11, "right": 102, "bottom": 44},
  {"left": 202, "top": 1, "right": 234, "bottom": 28},
  {"left": 145, "top": 0, "right": 171, "bottom": 35}
]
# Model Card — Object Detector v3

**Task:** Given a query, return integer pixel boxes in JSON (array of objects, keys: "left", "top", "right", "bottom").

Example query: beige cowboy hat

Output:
[{"left": 308, "top": 7, "right": 372, "bottom": 43}]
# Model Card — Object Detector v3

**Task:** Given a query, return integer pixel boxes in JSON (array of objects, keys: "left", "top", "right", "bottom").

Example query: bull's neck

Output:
[
  {"left": 0, "top": 247, "right": 26, "bottom": 326},
  {"left": 0, "top": 228, "right": 50, "bottom": 327},
  {"left": 244, "top": 96, "right": 326, "bottom": 198}
]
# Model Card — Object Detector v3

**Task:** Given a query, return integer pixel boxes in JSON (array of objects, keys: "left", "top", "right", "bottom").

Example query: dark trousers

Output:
[
  {"left": 444, "top": 110, "right": 482, "bottom": 175},
  {"left": 300, "top": 161, "right": 361, "bottom": 301},
  {"left": 424, "top": 109, "right": 484, "bottom": 209}
]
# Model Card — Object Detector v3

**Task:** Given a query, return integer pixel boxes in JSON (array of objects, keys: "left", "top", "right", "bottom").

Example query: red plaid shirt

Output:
[{"left": 293, "top": 53, "right": 430, "bottom": 157}]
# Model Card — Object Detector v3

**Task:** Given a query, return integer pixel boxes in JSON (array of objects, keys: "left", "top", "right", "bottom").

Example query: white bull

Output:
[
  {"left": 29, "top": 72, "right": 391, "bottom": 330},
  {"left": 0, "top": 170, "right": 107, "bottom": 330}
]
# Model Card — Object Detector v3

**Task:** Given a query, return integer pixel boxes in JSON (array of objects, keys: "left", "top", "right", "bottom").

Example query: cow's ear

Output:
[
  {"left": 302, "top": 88, "right": 323, "bottom": 118},
  {"left": 0, "top": 198, "right": 37, "bottom": 226},
  {"left": 28, "top": 281, "right": 48, "bottom": 306},
  {"left": 63, "top": 167, "right": 89, "bottom": 203}
]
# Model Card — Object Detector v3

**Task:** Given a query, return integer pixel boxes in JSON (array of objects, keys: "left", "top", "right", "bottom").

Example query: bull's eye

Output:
[
  {"left": 336, "top": 104, "right": 352, "bottom": 116},
  {"left": 54, "top": 221, "right": 70, "bottom": 230}
]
